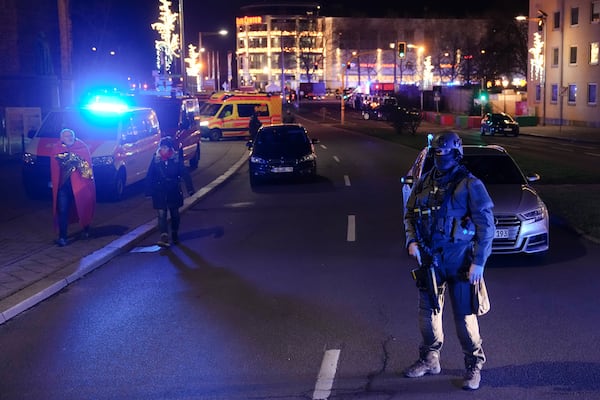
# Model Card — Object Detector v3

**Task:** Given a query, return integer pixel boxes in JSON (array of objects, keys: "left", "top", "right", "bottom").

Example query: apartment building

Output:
[
  {"left": 527, "top": 0, "right": 600, "bottom": 127},
  {"left": 235, "top": 4, "right": 488, "bottom": 95}
]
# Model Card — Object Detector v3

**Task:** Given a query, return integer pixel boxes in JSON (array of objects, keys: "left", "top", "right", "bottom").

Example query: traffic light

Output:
[
  {"left": 398, "top": 41, "right": 406, "bottom": 58},
  {"left": 537, "top": 17, "right": 544, "bottom": 32},
  {"left": 479, "top": 90, "right": 488, "bottom": 103},
  {"left": 346, "top": 61, "right": 351, "bottom": 69},
  {"left": 313, "top": 62, "right": 318, "bottom": 69}
]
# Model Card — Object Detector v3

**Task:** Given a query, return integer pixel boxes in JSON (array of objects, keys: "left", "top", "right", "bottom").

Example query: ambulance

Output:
[
  {"left": 22, "top": 101, "right": 161, "bottom": 201},
  {"left": 197, "top": 92, "right": 282, "bottom": 141}
]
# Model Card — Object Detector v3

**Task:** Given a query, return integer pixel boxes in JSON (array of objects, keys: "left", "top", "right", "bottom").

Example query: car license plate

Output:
[
  {"left": 271, "top": 166, "right": 293, "bottom": 173},
  {"left": 494, "top": 229, "right": 509, "bottom": 239},
  {"left": 504, "top": 127, "right": 512, "bottom": 131}
]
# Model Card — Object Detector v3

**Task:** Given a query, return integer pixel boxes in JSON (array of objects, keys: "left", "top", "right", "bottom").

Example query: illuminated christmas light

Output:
[
  {"left": 185, "top": 44, "right": 200, "bottom": 77},
  {"left": 529, "top": 32, "right": 544, "bottom": 82},
  {"left": 151, "top": 0, "right": 180, "bottom": 73}
]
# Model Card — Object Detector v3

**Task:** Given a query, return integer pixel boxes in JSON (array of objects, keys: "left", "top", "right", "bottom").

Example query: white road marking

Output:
[
  {"left": 312, "top": 349, "right": 341, "bottom": 400},
  {"left": 347, "top": 215, "right": 356, "bottom": 242},
  {"left": 224, "top": 202, "right": 254, "bottom": 208},
  {"left": 320, "top": 144, "right": 328, "bottom": 150},
  {"left": 333, "top": 156, "right": 341, "bottom": 163},
  {"left": 130, "top": 245, "right": 163, "bottom": 253},
  {"left": 552, "top": 146, "right": 574, "bottom": 152},
  {"left": 344, "top": 175, "right": 351, "bottom": 186},
  {"left": 585, "top": 152, "right": 600, "bottom": 157}
]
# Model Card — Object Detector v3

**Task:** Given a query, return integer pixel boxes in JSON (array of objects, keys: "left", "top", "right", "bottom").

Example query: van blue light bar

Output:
[{"left": 83, "top": 95, "right": 129, "bottom": 113}]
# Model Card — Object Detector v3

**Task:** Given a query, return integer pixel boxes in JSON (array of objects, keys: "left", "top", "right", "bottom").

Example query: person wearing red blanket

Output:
[{"left": 50, "top": 128, "right": 96, "bottom": 246}]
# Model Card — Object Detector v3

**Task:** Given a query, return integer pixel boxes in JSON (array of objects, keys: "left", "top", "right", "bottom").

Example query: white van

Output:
[{"left": 22, "top": 106, "right": 161, "bottom": 201}]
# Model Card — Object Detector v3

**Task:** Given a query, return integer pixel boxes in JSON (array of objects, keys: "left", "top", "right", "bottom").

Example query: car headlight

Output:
[
  {"left": 520, "top": 205, "right": 547, "bottom": 223},
  {"left": 200, "top": 121, "right": 209, "bottom": 127},
  {"left": 300, "top": 153, "right": 316, "bottom": 162},
  {"left": 249, "top": 155, "right": 267, "bottom": 164},
  {"left": 92, "top": 155, "right": 115, "bottom": 166},
  {"left": 22, "top": 152, "right": 36, "bottom": 164}
]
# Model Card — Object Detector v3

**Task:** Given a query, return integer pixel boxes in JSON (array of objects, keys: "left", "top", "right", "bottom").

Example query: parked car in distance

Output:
[
  {"left": 401, "top": 143, "right": 549, "bottom": 255},
  {"left": 247, "top": 124, "right": 318, "bottom": 186},
  {"left": 480, "top": 112, "right": 520, "bottom": 136}
]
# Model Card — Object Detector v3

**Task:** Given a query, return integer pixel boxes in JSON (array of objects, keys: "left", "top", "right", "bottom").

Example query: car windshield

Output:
[
  {"left": 463, "top": 154, "right": 526, "bottom": 184},
  {"left": 254, "top": 127, "right": 310, "bottom": 154},
  {"left": 492, "top": 113, "right": 514, "bottom": 122},
  {"left": 422, "top": 152, "right": 526, "bottom": 184},
  {"left": 36, "top": 110, "right": 121, "bottom": 140}
]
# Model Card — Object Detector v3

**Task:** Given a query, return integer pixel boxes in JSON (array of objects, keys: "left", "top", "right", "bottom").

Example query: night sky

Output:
[{"left": 71, "top": 0, "right": 528, "bottom": 87}]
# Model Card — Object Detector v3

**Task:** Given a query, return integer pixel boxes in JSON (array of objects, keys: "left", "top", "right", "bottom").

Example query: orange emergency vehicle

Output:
[{"left": 197, "top": 92, "right": 282, "bottom": 141}]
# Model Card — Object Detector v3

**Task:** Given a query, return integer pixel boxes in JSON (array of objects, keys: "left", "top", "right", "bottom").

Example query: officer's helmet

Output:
[{"left": 429, "top": 131, "right": 463, "bottom": 157}]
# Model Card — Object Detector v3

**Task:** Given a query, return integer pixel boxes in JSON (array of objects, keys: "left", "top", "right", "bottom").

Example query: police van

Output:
[
  {"left": 197, "top": 92, "right": 282, "bottom": 141},
  {"left": 22, "top": 102, "right": 161, "bottom": 201}
]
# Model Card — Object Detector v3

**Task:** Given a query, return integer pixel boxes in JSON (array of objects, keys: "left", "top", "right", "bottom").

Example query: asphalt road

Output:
[{"left": 1, "top": 117, "right": 599, "bottom": 399}]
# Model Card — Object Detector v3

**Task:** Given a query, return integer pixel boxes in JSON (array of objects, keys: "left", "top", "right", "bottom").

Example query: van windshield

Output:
[
  {"left": 37, "top": 110, "right": 122, "bottom": 141},
  {"left": 198, "top": 103, "right": 222, "bottom": 117}
]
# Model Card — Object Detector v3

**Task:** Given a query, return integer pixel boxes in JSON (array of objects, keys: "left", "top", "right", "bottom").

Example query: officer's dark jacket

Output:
[
  {"left": 404, "top": 164, "right": 495, "bottom": 266},
  {"left": 145, "top": 151, "right": 194, "bottom": 210}
]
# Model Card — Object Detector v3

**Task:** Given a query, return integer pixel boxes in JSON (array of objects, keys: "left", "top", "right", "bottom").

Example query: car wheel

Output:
[
  {"left": 108, "top": 169, "right": 126, "bottom": 202},
  {"left": 209, "top": 129, "right": 222, "bottom": 141},
  {"left": 189, "top": 144, "right": 200, "bottom": 169},
  {"left": 249, "top": 174, "right": 261, "bottom": 187}
]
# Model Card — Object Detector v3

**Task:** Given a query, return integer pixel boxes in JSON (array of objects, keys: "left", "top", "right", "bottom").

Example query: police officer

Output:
[{"left": 403, "top": 131, "right": 495, "bottom": 390}]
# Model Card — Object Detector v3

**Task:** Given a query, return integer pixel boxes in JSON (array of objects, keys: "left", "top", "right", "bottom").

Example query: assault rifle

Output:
[{"left": 411, "top": 246, "right": 441, "bottom": 313}]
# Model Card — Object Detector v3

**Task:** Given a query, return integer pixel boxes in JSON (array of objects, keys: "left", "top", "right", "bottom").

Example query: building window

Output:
[
  {"left": 551, "top": 84, "right": 558, "bottom": 102},
  {"left": 588, "top": 83, "right": 598, "bottom": 104},
  {"left": 570, "top": 46, "right": 578, "bottom": 64},
  {"left": 552, "top": 48, "right": 559, "bottom": 66},
  {"left": 568, "top": 84, "right": 577, "bottom": 103},
  {"left": 553, "top": 11, "right": 561, "bottom": 29},
  {"left": 536, "top": 84, "right": 541, "bottom": 101},
  {"left": 592, "top": 2, "right": 600, "bottom": 23},
  {"left": 571, "top": 7, "right": 579, "bottom": 25},
  {"left": 591, "top": 42, "right": 599, "bottom": 65}
]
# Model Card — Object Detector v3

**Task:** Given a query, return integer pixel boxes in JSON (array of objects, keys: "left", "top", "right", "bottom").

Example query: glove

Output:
[
  {"left": 468, "top": 263, "right": 484, "bottom": 284},
  {"left": 408, "top": 242, "right": 421, "bottom": 266}
]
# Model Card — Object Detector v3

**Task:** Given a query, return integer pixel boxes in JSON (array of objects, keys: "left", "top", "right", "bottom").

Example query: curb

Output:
[{"left": 0, "top": 151, "right": 250, "bottom": 325}]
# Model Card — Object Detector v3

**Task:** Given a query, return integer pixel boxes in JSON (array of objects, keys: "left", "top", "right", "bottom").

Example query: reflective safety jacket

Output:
[{"left": 404, "top": 164, "right": 495, "bottom": 266}]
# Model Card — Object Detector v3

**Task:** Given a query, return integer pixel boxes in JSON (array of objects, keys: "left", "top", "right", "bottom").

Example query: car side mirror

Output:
[
  {"left": 401, "top": 176, "right": 414, "bottom": 185},
  {"left": 526, "top": 173, "right": 540, "bottom": 182}
]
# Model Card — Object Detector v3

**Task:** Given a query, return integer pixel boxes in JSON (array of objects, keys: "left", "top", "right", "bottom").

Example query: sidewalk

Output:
[
  {"left": 517, "top": 124, "right": 600, "bottom": 143},
  {"left": 0, "top": 144, "right": 249, "bottom": 324}
]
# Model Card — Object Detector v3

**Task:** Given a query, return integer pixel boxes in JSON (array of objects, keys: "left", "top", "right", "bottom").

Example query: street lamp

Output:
[
  {"left": 389, "top": 42, "right": 397, "bottom": 92},
  {"left": 502, "top": 78, "right": 509, "bottom": 112},
  {"left": 198, "top": 29, "right": 228, "bottom": 92},
  {"left": 517, "top": 11, "right": 547, "bottom": 125},
  {"left": 179, "top": 0, "right": 186, "bottom": 94}
]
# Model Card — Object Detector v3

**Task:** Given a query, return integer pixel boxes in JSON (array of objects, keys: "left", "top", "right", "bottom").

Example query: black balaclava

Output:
[{"left": 434, "top": 151, "right": 459, "bottom": 173}]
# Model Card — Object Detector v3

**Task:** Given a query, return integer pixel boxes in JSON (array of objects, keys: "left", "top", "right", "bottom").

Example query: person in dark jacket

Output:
[
  {"left": 145, "top": 137, "right": 195, "bottom": 247},
  {"left": 248, "top": 107, "right": 262, "bottom": 140},
  {"left": 402, "top": 131, "right": 495, "bottom": 391}
]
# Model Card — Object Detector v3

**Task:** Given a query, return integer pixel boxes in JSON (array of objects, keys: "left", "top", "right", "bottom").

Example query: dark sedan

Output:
[
  {"left": 480, "top": 112, "right": 520, "bottom": 136},
  {"left": 247, "top": 124, "right": 318, "bottom": 186}
]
